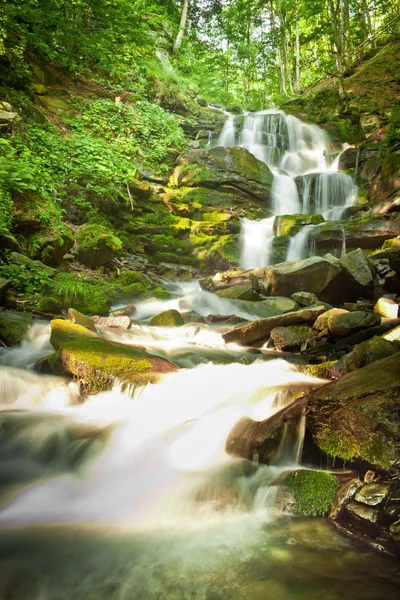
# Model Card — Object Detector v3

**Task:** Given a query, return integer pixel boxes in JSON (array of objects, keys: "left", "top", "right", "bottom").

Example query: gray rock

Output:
[
  {"left": 329, "top": 478, "right": 363, "bottom": 520},
  {"left": 328, "top": 310, "right": 380, "bottom": 338},
  {"left": 110, "top": 305, "right": 136, "bottom": 317},
  {"left": 291, "top": 291, "right": 319, "bottom": 306},
  {"left": 314, "top": 308, "right": 348, "bottom": 332},
  {"left": 0, "top": 278, "right": 11, "bottom": 303},
  {"left": 339, "top": 248, "right": 374, "bottom": 287},
  {"left": 67, "top": 308, "right": 97, "bottom": 332},
  {"left": 355, "top": 482, "right": 390, "bottom": 506},
  {"left": 263, "top": 256, "right": 341, "bottom": 298}
]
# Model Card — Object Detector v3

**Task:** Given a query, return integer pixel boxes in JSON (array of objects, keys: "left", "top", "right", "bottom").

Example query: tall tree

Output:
[{"left": 174, "top": 0, "right": 190, "bottom": 53}]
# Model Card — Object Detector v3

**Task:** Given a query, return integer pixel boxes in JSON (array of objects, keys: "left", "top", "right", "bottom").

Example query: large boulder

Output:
[
  {"left": 339, "top": 248, "right": 374, "bottom": 288},
  {"left": 262, "top": 256, "right": 341, "bottom": 299},
  {"left": 171, "top": 146, "right": 274, "bottom": 204},
  {"left": 222, "top": 305, "right": 325, "bottom": 345},
  {"left": 328, "top": 310, "right": 380, "bottom": 338},
  {"left": 306, "top": 353, "right": 400, "bottom": 472},
  {"left": 49, "top": 319, "right": 177, "bottom": 392}
]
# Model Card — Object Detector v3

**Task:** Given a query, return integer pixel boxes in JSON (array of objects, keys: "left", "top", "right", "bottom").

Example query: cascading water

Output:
[
  {"left": 0, "top": 284, "right": 399, "bottom": 599},
  {"left": 215, "top": 110, "right": 358, "bottom": 267}
]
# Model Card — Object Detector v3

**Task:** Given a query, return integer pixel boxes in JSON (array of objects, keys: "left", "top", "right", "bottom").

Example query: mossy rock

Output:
[
  {"left": 215, "top": 285, "right": 259, "bottom": 301},
  {"left": 278, "top": 214, "right": 324, "bottom": 238},
  {"left": 150, "top": 309, "right": 185, "bottom": 327},
  {"left": 36, "top": 296, "right": 62, "bottom": 315},
  {"left": 127, "top": 178, "right": 151, "bottom": 200},
  {"left": 50, "top": 319, "right": 177, "bottom": 392},
  {"left": 76, "top": 224, "right": 123, "bottom": 268},
  {"left": 0, "top": 311, "right": 31, "bottom": 346},
  {"left": 111, "top": 269, "right": 154, "bottom": 289},
  {"left": 306, "top": 353, "right": 400, "bottom": 470},
  {"left": 0, "top": 229, "right": 22, "bottom": 253},
  {"left": 285, "top": 470, "right": 340, "bottom": 516},
  {"left": 304, "top": 360, "right": 337, "bottom": 379},
  {"left": 40, "top": 226, "right": 74, "bottom": 267}
]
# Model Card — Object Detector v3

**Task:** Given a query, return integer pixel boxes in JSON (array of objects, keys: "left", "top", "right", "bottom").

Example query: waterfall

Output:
[
  {"left": 239, "top": 216, "right": 275, "bottom": 269},
  {"left": 286, "top": 224, "right": 316, "bottom": 262},
  {"left": 217, "top": 110, "right": 358, "bottom": 267}
]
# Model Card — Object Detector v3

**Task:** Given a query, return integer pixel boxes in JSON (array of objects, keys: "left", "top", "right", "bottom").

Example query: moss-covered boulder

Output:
[
  {"left": 171, "top": 146, "right": 274, "bottom": 205},
  {"left": 306, "top": 353, "right": 400, "bottom": 471},
  {"left": 36, "top": 296, "right": 62, "bottom": 315},
  {"left": 328, "top": 310, "right": 380, "bottom": 338},
  {"left": 39, "top": 226, "right": 75, "bottom": 267},
  {"left": 76, "top": 223, "right": 123, "bottom": 268},
  {"left": 50, "top": 319, "right": 177, "bottom": 392},
  {"left": 214, "top": 285, "right": 259, "bottom": 301},
  {"left": 0, "top": 311, "right": 31, "bottom": 346},
  {"left": 285, "top": 470, "right": 340, "bottom": 516},
  {"left": 67, "top": 308, "right": 97, "bottom": 332},
  {"left": 150, "top": 309, "right": 185, "bottom": 327}
]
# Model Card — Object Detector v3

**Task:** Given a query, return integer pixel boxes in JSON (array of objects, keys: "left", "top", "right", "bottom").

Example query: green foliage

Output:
[
  {"left": 384, "top": 106, "right": 400, "bottom": 148},
  {"left": 286, "top": 469, "right": 340, "bottom": 517},
  {"left": 0, "top": 261, "right": 54, "bottom": 295},
  {"left": 51, "top": 273, "right": 110, "bottom": 314},
  {"left": 68, "top": 99, "right": 186, "bottom": 173}
]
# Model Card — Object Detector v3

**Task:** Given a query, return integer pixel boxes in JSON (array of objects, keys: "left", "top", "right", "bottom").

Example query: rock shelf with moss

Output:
[
  {"left": 286, "top": 470, "right": 340, "bottom": 517},
  {"left": 50, "top": 319, "right": 177, "bottom": 392}
]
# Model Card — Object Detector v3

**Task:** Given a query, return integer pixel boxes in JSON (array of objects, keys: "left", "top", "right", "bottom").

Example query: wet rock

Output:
[
  {"left": 205, "top": 314, "right": 246, "bottom": 325},
  {"left": 92, "top": 316, "right": 132, "bottom": 330},
  {"left": 270, "top": 325, "right": 315, "bottom": 351},
  {"left": 328, "top": 310, "right": 380, "bottom": 338},
  {"left": 314, "top": 308, "right": 348, "bottom": 332},
  {"left": 262, "top": 256, "right": 341, "bottom": 298},
  {"left": 339, "top": 248, "right": 374, "bottom": 288},
  {"left": 355, "top": 483, "right": 390, "bottom": 506},
  {"left": 306, "top": 353, "right": 400, "bottom": 471},
  {"left": 329, "top": 478, "right": 363, "bottom": 520},
  {"left": 50, "top": 319, "right": 177, "bottom": 392},
  {"left": 384, "top": 325, "right": 400, "bottom": 342},
  {"left": 374, "top": 297, "right": 399, "bottom": 318},
  {"left": 110, "top": 305, "right": 136, "bottom": 317},
  {"left": 346, "top": 501, "right": 378, "bottom": 523},
  {"left": 291, "top": 291, "right": 319, "bottom": 306},
  {"left": 150, "top": 309, "right": 185, "bottom": 327},
  {"left": 222, "top": 305, "right": 325, "bottom": 346},
  {"left": 67, "top": 308, "right": 97, "bottom": 332}
]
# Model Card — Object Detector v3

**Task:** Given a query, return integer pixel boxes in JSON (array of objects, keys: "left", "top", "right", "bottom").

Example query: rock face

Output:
[
  {"left": 339, "top": 248, "right": 374, "bottom": 287},
  {"left": 262, "top": 257, "right": 341, "bottom": 299},
  {"left": 222, "top": 305, "right": 325, "bottom": 345},
  {"left": 76, "top": 224, "right": 123, "bottom": 268},
  {"left": 327, "top": 310, "right": 380, "bottom": 338},
  {"left": 49, "top": 319, "right": 177, "bottom": 392},
  {"left": 306, "top": 353, "right": 400, "bottom": 471},
  {"left": 172, "top": 146, "right": 274, "bottom": 204},
  {"left": 270, "top": 325, "right": 315, "bottom": 351}
]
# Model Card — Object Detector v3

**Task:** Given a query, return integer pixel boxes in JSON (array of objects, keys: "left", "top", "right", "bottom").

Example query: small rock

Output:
[
  {"left": 364, "top": 470, "right": 375, "bottom": 484},
  {"left": 110, "top": 305, "right": 137, "bottom": 317},
  {"left": 92, "top": 316, "right": 132, "bottom": 329},
  {"left": 355, "top": 482, "right": 390, "bottom": 506},
  {"left": 291, "top": 291, "right": 319, "bottom": 306},
  {"left": 270, "top": 325, "right": 315, "bottom": 351},
  {"left": 314, "top": 308, "right": 348, "bottom": 332},
  {"left": 374, "top": 297, "right": 399, "bottom": 318},
  {"left": 346, "top": 501, "right": 378, "bottom": 523},
  {"left": 150, "top": 309, "right": 185, "bottom": 327},
  {"left": 329, "top": 478, "right": 363, "bottom": 520}
]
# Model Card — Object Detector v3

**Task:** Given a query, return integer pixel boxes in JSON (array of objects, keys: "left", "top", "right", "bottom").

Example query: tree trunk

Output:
[
  {"left": 328, "top": 0, "right": 345, "bottom": 96},
  {"left": 173, "top": 0, "right": 189, "bottom": 53},
  {"left": 295, "top": 2, "right": 300, "bottom": 93}
]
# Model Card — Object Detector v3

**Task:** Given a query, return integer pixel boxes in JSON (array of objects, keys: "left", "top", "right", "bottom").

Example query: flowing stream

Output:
[
  {"left": 216, "top": 110, "right": 358, "bottom": 267},
  {"left": 0, "top": 282, "right": 399, "bottom": 599}
]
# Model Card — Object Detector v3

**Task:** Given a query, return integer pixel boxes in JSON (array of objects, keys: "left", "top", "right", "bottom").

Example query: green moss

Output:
[
  {"left": 76, "top": 223, "right": 123, "bottom": 268},
  {"left": 304, "top": 361, "right": 337, "bottom": 379},
  {"left": 36, "top": 296, "right": 62, "bottom": 314},
  {"left": 150, "top": 309, "right": 184, "bottom": 327},
  {"left": 286, "top": 470, "right": 340, "bottom": 516},
  {"left": 50, "top": 319, "right": 175, "bottom": 392},
  {"left": 0, "top": 312, "right": 29, "bottom": 346}
]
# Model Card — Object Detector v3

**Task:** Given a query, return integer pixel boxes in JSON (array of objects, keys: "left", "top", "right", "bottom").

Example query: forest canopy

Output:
[{"left": 1, "top": 1, "right": 399, "bottom": 108}]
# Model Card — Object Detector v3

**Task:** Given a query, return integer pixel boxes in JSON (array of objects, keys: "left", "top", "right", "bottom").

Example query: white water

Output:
[{"left": 216, "top": 110, "right": 358, "bottom": 266}]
